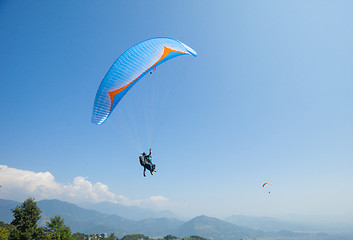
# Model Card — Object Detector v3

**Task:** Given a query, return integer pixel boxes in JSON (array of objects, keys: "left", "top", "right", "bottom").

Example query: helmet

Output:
[{"left": 142, "top": 152, "right": 146, "bottom": 156}]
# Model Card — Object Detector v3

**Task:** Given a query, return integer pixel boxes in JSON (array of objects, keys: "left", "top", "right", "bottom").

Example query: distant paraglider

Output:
[{"left": 262, "top": 182, "right": 272, "bottom": 194}]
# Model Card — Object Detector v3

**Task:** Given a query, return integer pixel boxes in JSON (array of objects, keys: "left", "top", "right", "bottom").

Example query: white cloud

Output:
[
  {"left": 150, "top": 195, "right": 168, "bottom": 202},
  {"left": 0, "top": 165, "right": 170, "bottom": 210}
]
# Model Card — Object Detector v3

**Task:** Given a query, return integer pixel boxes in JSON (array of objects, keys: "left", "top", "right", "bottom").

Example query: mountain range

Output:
[
  {"left": 77, "top": 201, "right": 179, "bottom": 220},
  {"left": 225, "top": 214, "right": 353, "bottom": 234},
  {"left": 1, "top": 199, "right": 352, "bottom": 240}
]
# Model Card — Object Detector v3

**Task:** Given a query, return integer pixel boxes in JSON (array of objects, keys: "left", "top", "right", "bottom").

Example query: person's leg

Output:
[{"left": 147, "top": 163, "right": 153, "bottom": 175}]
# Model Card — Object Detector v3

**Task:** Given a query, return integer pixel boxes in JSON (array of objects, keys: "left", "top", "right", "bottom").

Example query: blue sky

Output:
[{"left": 1, "top": 0, "right": 353, "bottom": 221}]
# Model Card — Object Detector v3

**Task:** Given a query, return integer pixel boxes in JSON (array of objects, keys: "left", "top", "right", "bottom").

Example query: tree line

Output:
[{"left": 0, "top": 198, "right": 207, "bottom": 240}]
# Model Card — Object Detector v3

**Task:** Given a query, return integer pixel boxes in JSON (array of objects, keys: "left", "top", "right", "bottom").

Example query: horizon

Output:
[{"left": 1, "top": 0, "right": 353, "bottom": 224}]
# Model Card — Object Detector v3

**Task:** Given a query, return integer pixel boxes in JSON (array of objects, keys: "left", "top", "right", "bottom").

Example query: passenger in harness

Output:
[{"left": 139, "top": 148, "right": 156, "bottom": 177}]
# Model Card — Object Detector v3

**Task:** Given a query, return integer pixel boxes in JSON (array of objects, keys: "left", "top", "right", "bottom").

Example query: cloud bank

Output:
[{"left": 0, "top": 165, "right": 169, "bottom": 210}]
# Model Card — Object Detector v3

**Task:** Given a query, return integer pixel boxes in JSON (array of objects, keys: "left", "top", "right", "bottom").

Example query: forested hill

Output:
[{"left": 1, "top": 199, "right": 351, "bottom": 240}]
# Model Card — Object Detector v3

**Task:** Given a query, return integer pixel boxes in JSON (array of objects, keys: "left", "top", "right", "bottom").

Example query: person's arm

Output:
[{"left": 149, "top": 148, "right": 152, "bottom": 155}]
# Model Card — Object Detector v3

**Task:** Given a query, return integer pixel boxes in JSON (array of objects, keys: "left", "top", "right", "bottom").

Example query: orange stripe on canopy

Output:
[{"left": 107, "top": 47, "right": 184, "bottom": 114}]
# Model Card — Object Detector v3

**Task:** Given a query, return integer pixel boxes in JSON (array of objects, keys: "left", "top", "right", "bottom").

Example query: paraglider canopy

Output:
[
  {"left": 92, "top": 37, "right": 197, "bottom": 125},
  {"left": 262, "top": 182, "right": 272, "bottom": 187}
]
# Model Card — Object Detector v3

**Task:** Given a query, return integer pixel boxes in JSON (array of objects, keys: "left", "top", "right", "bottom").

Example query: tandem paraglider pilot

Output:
[{"left": 139, "top": 148, "right": 156, "bottom": 177}]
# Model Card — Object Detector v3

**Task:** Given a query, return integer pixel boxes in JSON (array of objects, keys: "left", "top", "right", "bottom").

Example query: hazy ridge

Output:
[{"left": 1, "top": 199, "right": 352, "bottom": 240}]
